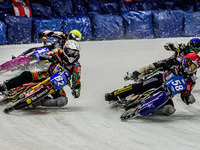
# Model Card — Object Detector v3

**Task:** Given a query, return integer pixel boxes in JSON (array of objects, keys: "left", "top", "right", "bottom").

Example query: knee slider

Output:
[
  {"left": 56, "top": 97, "right": 68, "bottom": 107},
  {"left": 41, "top": 97, "right": 68, "bottom": 107},
  {"left": 162, "top": 105, "right": 176, "bottom": 116},
  {"left": 188, "top": 94, "right": 196, "bottom": 104}
]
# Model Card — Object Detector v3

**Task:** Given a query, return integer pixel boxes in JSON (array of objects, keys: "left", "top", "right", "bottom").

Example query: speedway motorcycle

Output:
[
  {"left": 120, "top": 75, "right": 187, "bottom": 120},
  {"left": 0, "top": 69, "right": 70, "bottom": 114},
  {"left": 0, "top": 46, "right": 50, "bottom": 72}
]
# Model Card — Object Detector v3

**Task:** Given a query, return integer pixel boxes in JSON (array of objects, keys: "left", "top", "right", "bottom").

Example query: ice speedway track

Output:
[{"left": 0, "top": 38, "right": 200, "bottom": 150}]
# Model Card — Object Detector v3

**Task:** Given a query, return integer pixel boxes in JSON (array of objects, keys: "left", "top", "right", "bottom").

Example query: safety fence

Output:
[{"left": 0, "top": 0, "right": 199, "bottom": 44}]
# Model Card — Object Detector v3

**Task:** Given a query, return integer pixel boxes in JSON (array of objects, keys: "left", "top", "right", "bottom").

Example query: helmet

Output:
[
  {"left": 187, "top": 38, "right": 200, "bottom": 53},
  {"left": 63, "top": 40, "right": 80, "bottom": 63},
  {"left": 182, "top": 53, "right": 200, "bottom": 75},
  {"left": 69, "top": 30, "right": 82, "bottom": 41}
]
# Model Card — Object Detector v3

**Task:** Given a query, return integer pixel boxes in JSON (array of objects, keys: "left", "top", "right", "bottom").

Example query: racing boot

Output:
[
  {"left": 162, "top": 105, "right": 176, "bottom": 116},
  {"left": 105, "top": 93, "right": 118, "bottom": 101},
  {"left": 32, "top": 96, "right": 68, "bottom": 108},
  {"left": 41, "top": 97, "right": 68, "bottom": 107},
  {"left": 12, "top": 55, "right": 16, "bottom": 59},
  {"left": 0, "top": 84, "right": 6, "bottom": 95},
  {"left": 0, "top": 84, "right": 5, "bottom": 91},
  {"left": 153, "top": 104, "right": 176, "bottom": 116}
]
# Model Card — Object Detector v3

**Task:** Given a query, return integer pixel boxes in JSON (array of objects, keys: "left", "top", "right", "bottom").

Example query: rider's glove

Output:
[
  {"left": 124, "top": 71, "right": 141, "bottom": 82},
  {"left": 164, "top": 42, "right": 176, "bottom": 51},
  {"left": 48, "top": 55, "right": 61, "bottom": 64},
  {"left": 124, "top": 72, "right": 133, "bottom": 81},
  {"left": 71, "top": 89, "right": 80, "bottom": 98}
]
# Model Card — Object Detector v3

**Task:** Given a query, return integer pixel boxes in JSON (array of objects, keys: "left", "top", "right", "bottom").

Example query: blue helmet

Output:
[{"left": 187, "top": 38, "right": 200, "bottom": 53}]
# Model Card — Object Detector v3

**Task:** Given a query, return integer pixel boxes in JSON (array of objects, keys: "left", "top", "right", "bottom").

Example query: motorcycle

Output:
[
  {"left": 0, "top": 46, "right": 50, "bottom": 72},
  {"left": 0, "top": 70, "right": 70, "bottom": 114},
  {"left": 120, "top": 75, "right": 187, "bottom": 120}
]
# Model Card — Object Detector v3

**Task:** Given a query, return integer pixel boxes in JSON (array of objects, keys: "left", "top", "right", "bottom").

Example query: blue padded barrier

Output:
[
  {"left": 157, "top": 1, "right": 178, "bottom": 10},
  {"left": 0, "top": 0, "right": 14, "bottom": 20},
  {"left": 184, "top": 12, "right": 200, "bottom": 37},
  {"left": 119, "top": 1, "right": 195, "bottom": 12},
  {"left": 47, "top": 0, "right": 73, "bottom": 17},
  {"left": 31, "top": 3, "right": 52, "bottom": 19},
  {"left": 195, "top": 2, "right": 200, "bottom": 11},
  {"left": 119, "top": 1, "right": 142, "bottom": 12},
  {"left": 88, "top": 12, "right": 124, "bottom": 40},
  {"left": 152, "top": 10, "right": 184, "bottom": 38},
  {"left": 119, "top": 1, "right": 159, "bottom": 12},
  {"left": 62, "top": 15, "right": 92, "bottom": 41},
  {"left": 85, "top": 0, "right": 102, "bottom": 14},
  {"left": 99, "top": 1, "right": 119, "bottom": 15},
  {"left": 0, "top": 21, "right": 6, "bottom": 45},
  {"left": 173, "top": 1, "right": 195, "bottom": 11},
  {"left": 4, "top": 16, "right": 32, "bottom": 44},
  {"left": 32, "top": 18, "right": 62, "bottom": 43},
  {"left": 140, "top": 2, "right": 159, "bottom": 11},
  {"left": 71, "top": 0, "right": 88, "bottom": 15},
  {"left": 121, "top": 11, "right": 154, "bottom": 39}
]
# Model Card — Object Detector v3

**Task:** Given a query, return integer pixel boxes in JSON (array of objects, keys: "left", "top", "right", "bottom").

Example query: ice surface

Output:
[{"left": 0, "top": 38, "right": 200, "bottom": 150}]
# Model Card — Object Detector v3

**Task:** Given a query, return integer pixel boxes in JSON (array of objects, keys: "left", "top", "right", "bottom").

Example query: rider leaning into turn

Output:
[
  {"left": 125, "top": 38, "right": 200, "bottom": 82},
  {"left": 105, "top": 53, "right": 200, "bottom": 116},
  {"left": 0, "top": 40, "right": 81, "bottom": 108},
  {"left": 16, "top": 29, "right": 82, "bottom": 57}
]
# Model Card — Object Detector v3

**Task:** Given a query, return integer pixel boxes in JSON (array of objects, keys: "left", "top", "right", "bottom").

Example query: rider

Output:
[
  {"left": 14, "top": 29, "right": 82, "bottom": 57},
  {"left": 38, "top": 29, "right": 82, "bottom": 48},
  {"left": 124, "top": 38, "right": 200, "bottom": 82},
  {"left": 0, "top": 40, "right": 81, "bottom": 107},
  {"left": 105, "top": 53, "right": 200, "bottom": 116}
]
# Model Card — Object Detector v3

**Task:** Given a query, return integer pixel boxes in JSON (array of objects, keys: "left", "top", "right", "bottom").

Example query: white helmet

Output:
[{"left": 63, "top": 40, "right": 80, "bottom": 63}]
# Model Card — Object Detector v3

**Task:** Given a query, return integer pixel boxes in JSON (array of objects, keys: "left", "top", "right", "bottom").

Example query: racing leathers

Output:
[{"left": 2, "top": 48, "right": 81, "bottom": 107}]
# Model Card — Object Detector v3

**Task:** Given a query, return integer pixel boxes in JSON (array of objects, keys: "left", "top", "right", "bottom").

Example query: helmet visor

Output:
[
  {"left": 64, "top": 47, "right": 79, "bottom": 57},
  {"left": 69, "top": 33, "right": 81, "bottom": 41},
  {"left": 188, "top": 63, "right": 198, "bottom": 73},
  {"left": 185, "top": 59, "right": 198, "bottom": 74},
  {"left": 190, "top": 47, "right": 200, "bottom": 53}
]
